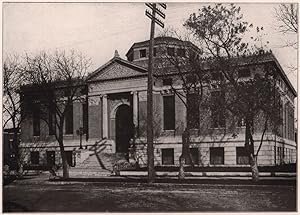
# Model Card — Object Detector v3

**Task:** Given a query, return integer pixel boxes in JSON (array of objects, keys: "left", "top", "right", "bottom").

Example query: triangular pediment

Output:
[{"left": 88, "top": 58, "right": 147, "bottom": 81}]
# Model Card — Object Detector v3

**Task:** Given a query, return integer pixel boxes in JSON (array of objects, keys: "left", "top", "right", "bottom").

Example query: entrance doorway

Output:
[{"left": 115, "top": 104, "right": 134, "bottom": 154}]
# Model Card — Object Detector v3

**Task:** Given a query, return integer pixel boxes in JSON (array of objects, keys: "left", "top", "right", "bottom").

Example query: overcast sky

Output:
[{"left": 3, "top": 2, "right": 298, "bottom": 89}]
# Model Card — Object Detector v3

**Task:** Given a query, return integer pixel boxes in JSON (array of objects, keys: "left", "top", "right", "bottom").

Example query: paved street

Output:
[{"left": 3, "top": 177, "right": 296, "bottom": 212}]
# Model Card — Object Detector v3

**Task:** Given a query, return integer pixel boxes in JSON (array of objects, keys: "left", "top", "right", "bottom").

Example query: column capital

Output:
[
  {"left": 131, "top": 91, "right": 138, "bottom": 95},
  {"left": 101, "top": 94, "right": 108, "bottom": 98}
]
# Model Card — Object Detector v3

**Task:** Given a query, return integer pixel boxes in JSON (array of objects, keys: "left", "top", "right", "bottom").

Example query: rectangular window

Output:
[
  {"left": 66, "top": 151, "right": 75, "bottom": 167},
  {"left": 48, "top": 106, "right": 55, "bottom": 135},
  {"left": 187, "top": 93, "right": 199, "bottom": 129},
  {"left": 167, "top": 47, "right": 175, "bottom": 56},
  {"left": 190, "top": 148, "right": 199, "bottom": 165},
  {"left": 64, "top": 88, "right": 71, "bottom": 97},
  {"left": 153, "top": 47, "right": 157, "bottom": 57},
  {"left": 162, "top": 148, "right": 174, "bottom": 165},
  {"left": 211, "top": 72, "right": 223, "bottom": 81},
  {"left": 139, "top": 49, "right": 146, "bottom": 58},
  {"left": 46, "top": 151, "right": 55, "bottom": 167},
  {"left": 163, "top": 95, "right": 175, "bottom": 130},
  {"left": 238, "top": 69, "right": 251, "bottom": 78},
  {"left": 30, "top": 151, "right": 39, "bottom": 165},
  {"left": 65, "top": 103, "right": 73, "bottom": 134},
  {"left": 163, "top": 78, "right": 172, "bottom": 86},
  {"left": 236, "top": 147, "right": 249, "bottom": 164},
  {"left": 177, "top": 48, "right": 186, "bottom": 57},
  {"left": 33, "top": 103, "right": 40, "bottom": 136},
  {"left": 210, "top": 147, "right": 224, "bottom": 165},
  {"left": 82, "top": 103, "right": 88, "bottom": 134},
  {"left": 186, "top": 74, "right": 196, "bottom": 84},
  {"left": 211, "top": 91, "right": 225, "bottom": 128}
]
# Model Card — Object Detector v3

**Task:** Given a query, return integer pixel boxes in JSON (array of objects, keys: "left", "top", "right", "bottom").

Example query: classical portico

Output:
[{"left": 86, "top": 51, "right": 148, "bottom": 154}]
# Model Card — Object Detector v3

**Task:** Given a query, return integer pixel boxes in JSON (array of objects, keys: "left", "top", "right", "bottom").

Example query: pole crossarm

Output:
[
  {"left": 145, "top": 3, "right": 166, "bottom": 19},
  {"left": 145, "top": 10, "right": 165, "bottom": 28}
]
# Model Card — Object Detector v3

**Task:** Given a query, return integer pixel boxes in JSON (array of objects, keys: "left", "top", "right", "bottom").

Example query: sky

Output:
[{"left": 2, "top": 2, "right": 298, "bottom": 89}]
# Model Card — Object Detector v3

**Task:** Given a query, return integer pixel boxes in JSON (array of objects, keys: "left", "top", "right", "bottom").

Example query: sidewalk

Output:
[
  {"left": 119, "top": 170, "right": 296, "bottom": 177},
  {"left": 9, "top": 171, "right": 296, "bottom": 186}
]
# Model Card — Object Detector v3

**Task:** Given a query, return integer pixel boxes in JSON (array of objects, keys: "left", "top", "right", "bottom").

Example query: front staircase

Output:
[{"left": 58, "top": 139, "right": 133, "bottom": 178}]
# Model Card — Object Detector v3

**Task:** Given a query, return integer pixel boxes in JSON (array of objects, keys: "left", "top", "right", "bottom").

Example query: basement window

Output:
[
  {"left": 66, "top": 151, "right": 75, "bottom": 167},
  {"left": 162, "top": 148, "right": 174, "bottom": 165},
  {"left": 190, "top": 148, "right": 199, "bottom": 165},
  {"left": 236, "top": 147, "right": 249, "bottom": 165},
  {"left": 210, "top": 147, "right": 224, "bottom": 165}
]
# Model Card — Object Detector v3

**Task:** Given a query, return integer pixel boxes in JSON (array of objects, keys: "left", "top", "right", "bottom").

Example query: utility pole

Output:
[{"left": 145, "top": 3, "right": 166, "bottom": 183}]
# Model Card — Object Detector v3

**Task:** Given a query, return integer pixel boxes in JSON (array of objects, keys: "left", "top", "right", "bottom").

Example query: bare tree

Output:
[
  {"left": 274, "top": 4, "right": 298, "bottom": 48},
  {"left": 275, "top": 4, "right": 298, "bottom": 34},
  {"left": 21, "top": 50, "right": 91, "bottom": 179},
  {"left": 3, "top": 55, "right": 27, "bottom": 171},
  {"left": 155, "top": 33, "right": 211, "bottom": 178},
  {"left": 185, "top": 3, "right": 283, "bottom": 181}
]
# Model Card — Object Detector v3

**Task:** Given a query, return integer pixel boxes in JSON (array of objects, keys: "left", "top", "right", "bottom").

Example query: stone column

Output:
[
  {"left": 133, "top": 91, "right": 138, "bottom": 127},
  {"left": 102, "top": 94, "right": 108, "bottom": 138}
]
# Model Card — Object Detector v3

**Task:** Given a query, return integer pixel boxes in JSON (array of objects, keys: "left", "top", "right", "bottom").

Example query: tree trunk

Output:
[
  {"left": 181, "top": 129, "right": 192, "bottom": 165},
  {"left": 178, "top": 155, "right": 185, "bottom": 180},
  {"left": 59, "top": 143, "right": 69, "bottom": 179},
  {"left": 250, "top": 154, "right": 259, "bottom": 182},
  {"left": 58, "top": 128, "right": 69, "bottom": 179},
  {"left": 245, "top": 120, "right": 260, "bottom": 182}
]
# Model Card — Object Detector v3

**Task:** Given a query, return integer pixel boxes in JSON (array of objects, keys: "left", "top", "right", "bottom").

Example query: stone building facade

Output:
[{"left": 20, "top": 37, "right": 297, "bottom": 169}]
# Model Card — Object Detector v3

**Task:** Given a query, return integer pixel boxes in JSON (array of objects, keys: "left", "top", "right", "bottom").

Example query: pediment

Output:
[{"left": 88, "top": 59, "right": 147, "bottom": 81}]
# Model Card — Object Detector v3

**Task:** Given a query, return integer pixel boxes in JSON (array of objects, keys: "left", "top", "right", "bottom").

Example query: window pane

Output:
[
  {"left": 163, "top": 96, "right": 175, "bottom": 130},
  {"left": 163, "top": 78, "right": 172, "bottom": 86},
  {"left": 65, "top": 103, "right": 73, "bottom": 134},
  {"left": 211, "top": 72, "right": 223, "bottom": 81},
  {"left": 210, "top": 147, "right": 224, "bottom": 165},
  {"left": 139, "top": 49, "right": 146, "bottom": 58},
  {"left": 66, "top": 151, "right": 74, "bottom": 167},
  {"left": 33, "top": 103, "right": 40, "bottom": 136},
  {"left": 162, "top": 148, "right": 174, "bottom": 165},
  {"left": 48, "top": 105, "right": 55, "bottom": 135},
  {"left": 190, "top": 148, "right": 199, "bottom": 165},
  {"left": 211, "top": 91, "right": 225, "bottom": 128},
  {"left": 30, "top": 151, "right": 39, "bottom": 165},
  {"left": 153, "top": 47, "right": 157, "bottom": 57},
  {"left": 167, "top": 47, "right": 175, "bottom": 56},
  {"left": 187, "top": 93, "right": 199, "bottom": 129},
  {"left": 238, "top": 69, "right": 251, "bottom": 78},
  {"left": 236, "top": 147, "right": 249, "bottom": 164},
  {"left": 46, "top": 151, "right": 55, "bottom": 167},
  {"left": 177, "top": 48, "right": 186, "bottom": 57},
  {"left": 82, "top": 103, "right": 88, "bottom": 134}
]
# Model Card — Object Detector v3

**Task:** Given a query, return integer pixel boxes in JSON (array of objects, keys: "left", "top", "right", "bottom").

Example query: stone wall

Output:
[{"left": 134, "top": 134, "right": 297, "bottom": 167}]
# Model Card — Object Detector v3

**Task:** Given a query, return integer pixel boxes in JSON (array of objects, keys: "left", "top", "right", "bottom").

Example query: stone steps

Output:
[{"left": 66, "top": 139, "right": 132, "bottom": 177}]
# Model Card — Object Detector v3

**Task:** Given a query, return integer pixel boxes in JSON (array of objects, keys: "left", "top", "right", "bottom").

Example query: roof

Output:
[
  {"left": 153, "top": 51, "right": 297, "bottom": 97},
  {"left": 87, "top": 55, "right": 147, "bottom": 82}
]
